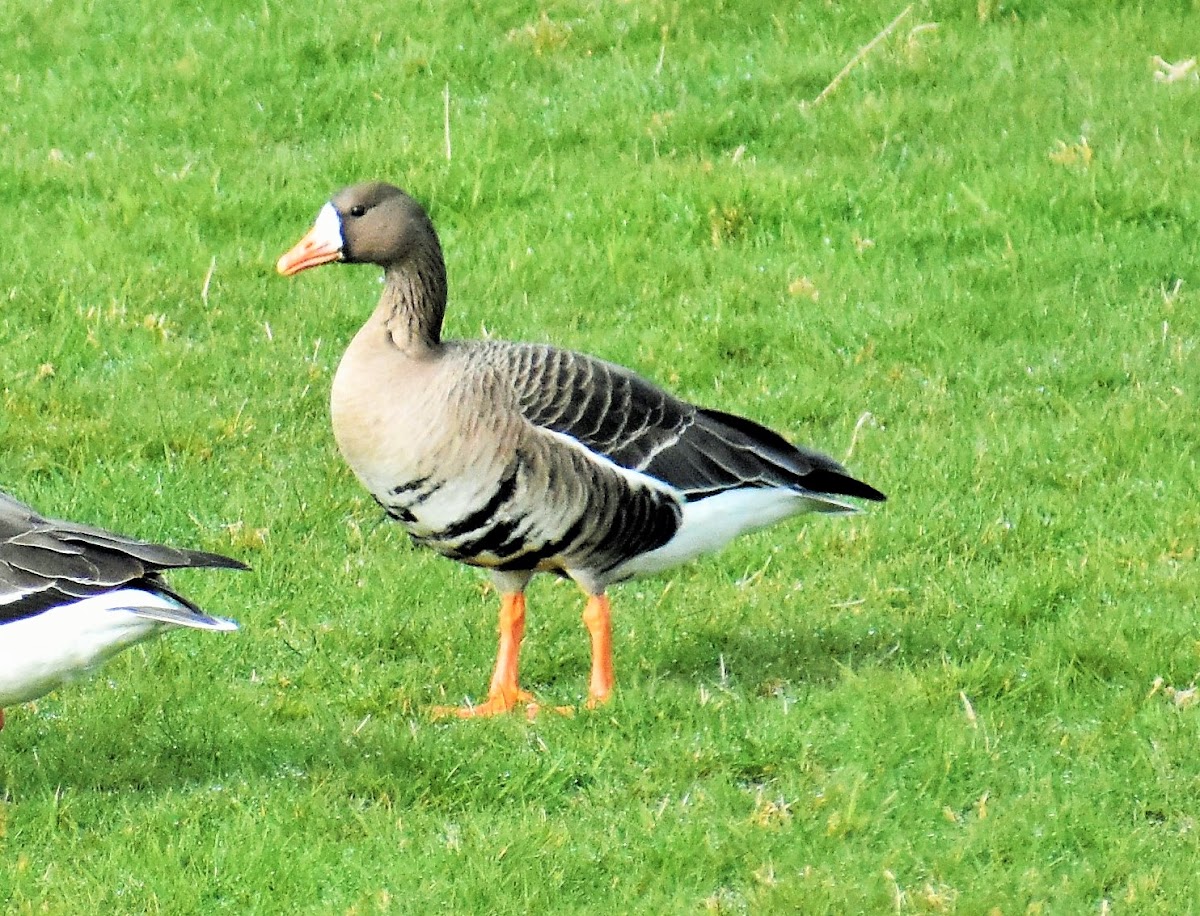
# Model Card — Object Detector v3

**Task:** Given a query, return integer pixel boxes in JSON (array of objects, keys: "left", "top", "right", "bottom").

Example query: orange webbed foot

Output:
[
  {"left": 432, "top": 687, "right": 573, "bottom": 720},
  {"left": 432, "top": 591, "right": 575, "bottom": 720},
  {"left": 430, "top": 590, "right": 618, "bottom": 721},
  {"left": 432, "top": 685, "right": 535, "bottom": 719},
  {"left": 584, "top": 689, "right": 612, "bottom": 711}
]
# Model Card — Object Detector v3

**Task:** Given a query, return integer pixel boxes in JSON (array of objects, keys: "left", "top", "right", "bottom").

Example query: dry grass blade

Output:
[{"left": 808, "top": 4, "right": 913, "bottom": 107}]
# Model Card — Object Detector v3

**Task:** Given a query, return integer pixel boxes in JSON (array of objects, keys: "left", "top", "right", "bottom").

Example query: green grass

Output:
[{"left": 2, "top": 0, "right": 1200, "bottom": 911}]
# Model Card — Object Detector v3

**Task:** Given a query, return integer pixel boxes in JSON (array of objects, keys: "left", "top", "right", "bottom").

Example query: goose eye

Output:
[{"left": 349, "top": 205, "right": 366, "bottom": 218}]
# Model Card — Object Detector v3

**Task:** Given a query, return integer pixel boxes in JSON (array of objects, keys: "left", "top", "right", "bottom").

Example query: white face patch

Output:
[{"left": 311, "top": 201, "right": 345, "bottom": 254}]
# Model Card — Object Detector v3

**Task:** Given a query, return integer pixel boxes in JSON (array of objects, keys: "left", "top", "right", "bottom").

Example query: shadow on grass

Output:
[{"left": 637, "top": 618, "right": 915, "bottom": 693}]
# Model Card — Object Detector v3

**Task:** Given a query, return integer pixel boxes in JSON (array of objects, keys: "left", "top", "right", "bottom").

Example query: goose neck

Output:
[{"left": 380, "top": 255, "right": 447, "bottom": 352}]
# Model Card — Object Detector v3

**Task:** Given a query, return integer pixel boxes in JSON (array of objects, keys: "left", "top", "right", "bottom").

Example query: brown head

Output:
[
  {"left": 277, "top": 182, "right": 449, "bottom": 347},
  {"left": 276, "top": 182, "right": 443, "bottom": 276}
]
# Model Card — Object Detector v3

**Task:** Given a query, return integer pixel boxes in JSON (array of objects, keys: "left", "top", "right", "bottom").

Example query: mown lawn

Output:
[{"left": 2, "top": 0, "right": 1199, "bottom": 912}]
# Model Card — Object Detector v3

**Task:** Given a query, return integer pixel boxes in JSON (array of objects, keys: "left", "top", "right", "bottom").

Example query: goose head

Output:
[{"left": 277, "top": 182, "right": 439, "bottom": 276}]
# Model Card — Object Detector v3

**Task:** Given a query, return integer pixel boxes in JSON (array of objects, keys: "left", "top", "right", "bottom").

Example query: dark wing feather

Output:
[
  {"left": 0, "top": 490, "right": 247, "bottom": 624},
  {"left": 509, "top": 345, "right": 691, "bottom": 472},
  {"left": 507, "top": 345, "right": 886, "bottom": 504},
  {"left": 652, "top": 408, "right": 887, "bottom": 502}
]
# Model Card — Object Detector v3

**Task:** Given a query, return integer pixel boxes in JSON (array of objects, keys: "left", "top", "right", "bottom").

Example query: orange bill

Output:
[{"left": 276, "top": 203, "right": 343, "bottom": 276}]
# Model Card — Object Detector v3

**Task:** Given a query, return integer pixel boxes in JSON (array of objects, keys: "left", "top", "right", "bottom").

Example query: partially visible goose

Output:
[
  {"left": 277, "top": 181, "right": 885, "bottom": 718},
  {"left": 0, "top": 490, "right": 245, "bottom": 730}
]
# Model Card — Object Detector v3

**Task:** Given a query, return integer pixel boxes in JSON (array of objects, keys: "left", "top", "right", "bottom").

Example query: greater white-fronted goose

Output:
[
  {"left": 277, "top": 181, "right": 885, "bottom": 718},
  {"left": 0, "top": 490, "right": 245, "bottom": 730}
]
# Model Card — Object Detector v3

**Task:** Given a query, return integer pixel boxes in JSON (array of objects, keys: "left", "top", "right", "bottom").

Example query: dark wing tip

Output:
[
  {"left": 801, "top": 467, "right": 887, "bottom": 502},
  {"left": 695, "top": 408, "right": 886, "bottom": 502},
  {"left": 182, "top": 549, "right": 251, "bottom": 572}
]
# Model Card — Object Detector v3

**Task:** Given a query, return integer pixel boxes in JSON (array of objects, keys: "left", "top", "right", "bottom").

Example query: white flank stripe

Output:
[{"left": 539, "top": 427, "right": 680, "bottom": 501}]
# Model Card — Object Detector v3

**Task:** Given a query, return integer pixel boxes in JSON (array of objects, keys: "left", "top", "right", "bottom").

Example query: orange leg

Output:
[
  {"left": 582, "top": 594, "right": 615, "bottom": 708},
  {"left": 433, "top": 593, "right": 538, "bottom": 719},
  {"left": 0, "top": 708, "right": 5, "bottom": 731}
]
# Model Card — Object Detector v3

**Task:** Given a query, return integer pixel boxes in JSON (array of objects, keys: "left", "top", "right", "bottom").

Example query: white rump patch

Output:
[
  {"left": 0, "top": 589, "right": 235, "bottom": 707},
  {"left": 609, "top": 486, "right": 858, "bottom": 582}
]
